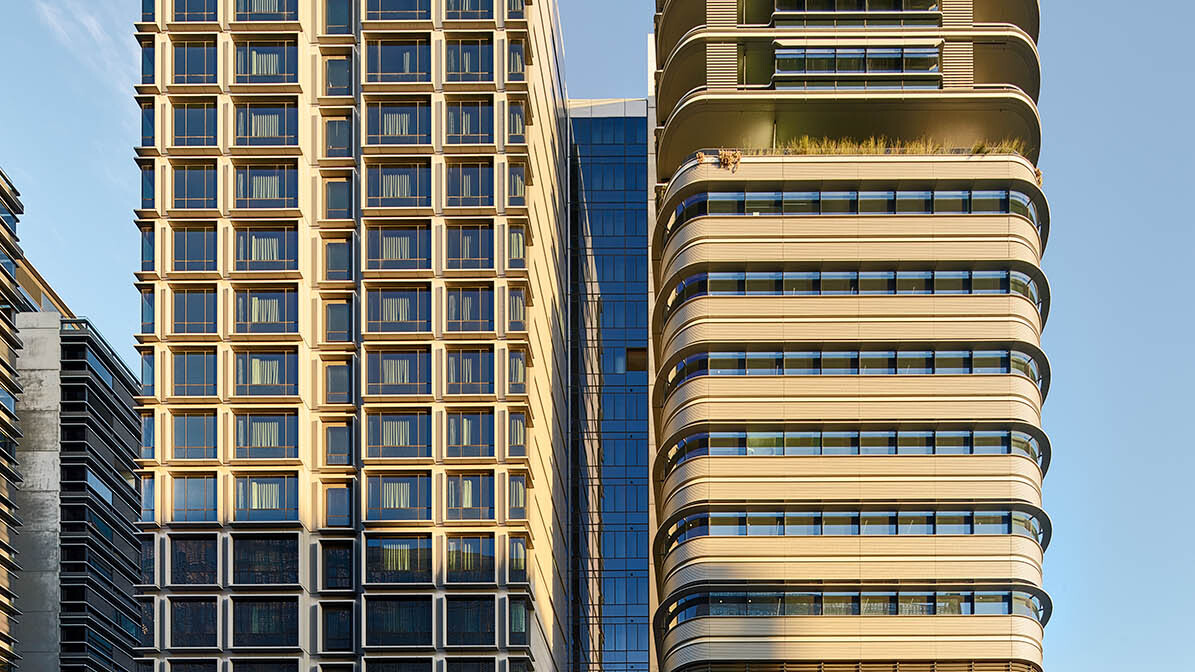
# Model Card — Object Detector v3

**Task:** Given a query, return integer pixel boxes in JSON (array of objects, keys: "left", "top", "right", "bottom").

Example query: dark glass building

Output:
[{"left": 568, "top": 100, "right": 650, "bottom": 672}]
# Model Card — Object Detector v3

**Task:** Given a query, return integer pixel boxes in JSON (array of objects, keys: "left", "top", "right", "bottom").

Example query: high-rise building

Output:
[
  {"left": 567, "top": 99, "right": 650, "bottom": 672},
  {"left": 12, "top": 263, "right": 143, "bottom": 672},
  {"left": 133, "top": 1, "right": 569, "bottom": 671},
  {"left": 648, "top": 3, "right": 1052, "bottom": 672},
  {"left": 0, "top": 170, "right": 29, "bottom": 671}
]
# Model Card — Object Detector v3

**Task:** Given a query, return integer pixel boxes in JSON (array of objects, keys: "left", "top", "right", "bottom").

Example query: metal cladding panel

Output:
[
  {"left": 941, "top": 0, "right": 976, "bottom": 26},
  {"left": 706, "top": 43, "right": 739, "bottom": 89},
  {"left": 705, "top": 0, "right": 738, "bottom": 27},
  {"left": 943, "top": 41, "right": 977, "bottom": 88}
]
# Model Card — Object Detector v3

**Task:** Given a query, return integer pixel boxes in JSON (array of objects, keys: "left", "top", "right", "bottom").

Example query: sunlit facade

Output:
[
  {"left": 648, "top": 2, "right": 1052, "bottom": 672},
  {"left": 134, "top": 1, "right": 569, "bottom": 670}
]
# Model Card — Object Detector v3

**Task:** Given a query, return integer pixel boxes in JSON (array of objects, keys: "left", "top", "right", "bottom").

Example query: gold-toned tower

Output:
[
  {"left": 647, "top": 2, "right": 1051, "bottom": 672},
  {"left": 133, "top": 1, "right": 569, "bottom": 670}
]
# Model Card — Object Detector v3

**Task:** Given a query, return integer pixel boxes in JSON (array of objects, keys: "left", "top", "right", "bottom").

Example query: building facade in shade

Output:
[
  {"left": 0, "top": 171, "right": 28, "bottom": 670},
  {"left": 567, "top": 100, "right": 650, "bottom": 672},
  {"left": 13, "top": 264, "right": 143, "bottom": 672},
  {"left": 133, "top": 1, "right": 568, "bottom": 671},
  {"left": 648, "top": 2, "right": 1052, "bottom": 672}
]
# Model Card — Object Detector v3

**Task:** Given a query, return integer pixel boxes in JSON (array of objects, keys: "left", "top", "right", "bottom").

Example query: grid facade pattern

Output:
[
  {"left": 133, "top": 1, "right": 569, "bottom": 670},
  {"left": 568, "top": 104, "right": 650, "bottom": 672}
]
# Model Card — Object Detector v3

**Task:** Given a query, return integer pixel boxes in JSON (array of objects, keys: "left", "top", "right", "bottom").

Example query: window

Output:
[
  {"left": 509, "top": 598, "right": 529, "bottom": 645},
  {"left": 447, "top": 224, "right": 493, "bottom": 268},
  {"left": 235, "top": 104, "right": 298, "bottom": 145},
  {"left": 446, "top": 0, "right": 492, "bottom": 19},
  {"left": 367, "top": 287, "right": 430, "bottom": 332},
  {"left": 507, "top": 0, "right": 524, "bottom": 20},
  {"left": 446, "top": 287, "right": 493, "bottom": 331},
  {"left": 367, "top": 349, "right": 430, "bottom": 394},
  {"left": 325, "top": 423, "right": 352, "bottom": 465},
  {"left": 445, "top": 597, "right": 494, "bottom": 646},
  {"left": 446, "top": 349, "right": 493, "bottom": 395},
  {"left": 325, "top": 239, "right": 353, "bottom": 280},
  {"left": 508, "top": 412, "right": 526, "bottom": 457},
  {"left": 173, "top": 289, "right": 216, "bottom": 333},
  {"left": 366, "top": 535, "right": 432, "bottom": 583},
  {"left": 141, "top": 227, "right": 155, "bottom": 271},
  {"left": 326, "top": 117, "right": 353, "bottom": 157},
  {"left": 367, "top": 411, "right": 431, "bottom": 458},
  {"left": 234, "top": 475, "right": 299, "bottom": 521},
  {"left": 174, "top": 102, "right": 216, "bottom": 146},
  {"left": 325, "top": 58, "right": 353, "bottom": 96},
  {"left": 235, "top": 351, "right": 298, "bottom": 396},
  {"left": 446, "top": 411, "right": 493, "bottom": 457},
  {"left": 322, "top": 603, "right": 353, "bottom": 652},
  {"left": 232, "top": 663, "right": 299, "bottom": 672},
  {"left": 141, "top": 164, "right": 155, "bottom": 209},
  {"left": 446, "top": 535, "right": 493, "bottom": 582},
  {"left": 507, "top": 225, "right": 526, "bottom": 268},
  {"left": 507, "top": 40, "right": 525, "bottom": 82},
  {"left": 366, "top": 596, "right": 432, "bottom": 646},
  {"left": 508, "top": 350, "right": 526, "bottom": 394},
  {"left": 171, "top": 535, "right": 217, "bottom": 584},
  {"left": 175, "top": 0, "right": 217, "bottom": 21},
  {"left": 171, "top": 599, "right": 218, "bottom": 648},
  {"left": 139, "top": 598, "right": 155, "bottom": 647},
  {"left": 509, "top": 163, "right": 526, "bottom": 206},
  {"left": 235, "top": 413, "right": 298, "bottom": 458},
  {"left": 173, "top": 350, "right": 216, "bottom": 396},
  {"left": 509, "top": 289, "right": 526, "bottom": 331},
  {"left": 325, "top": 177, "right": 353, "bottom": 219},
  {"left": 446, "top": 161, "right": 493, "bottom": 206},
  {"left": 367, "top": 226, "right": 430, "bottom": 269},
  {"left": 368, "top": 101, "right": 431, "bottom": 144},
  {"left": 140, "top": 475, "right": 155, "bottom": 522},
  {"left": 173, "top": 475, "right": 216, "bottom": 522},
  {"left": 445, "top": 473, "right": 493, "bottom": 520},
  {"left": 235, "top": 41, "right": 298, "bottom": 83},
  {"left": 446, "top": 38, "right": 492, "bottom": 82},
  {"left": 140, "top": 103, "right": 155, "bottom": 146},
  {"left": 448, "top": 661, "right": 495, "bottom": 672},
  {"left": 173, "top": 411, "right": 216, "bottom": 459},
  {"left": 367, "top": 0, "right": 431, "bottom": 20},
  {"left": 141, "top": 40, "right": 155, "bottom": 84},
  {"left": 326, "top": 485, "right": 352, "bottom": 526},
  {"left": 325, "top": 301, "right": 353, "bottom": 342},
  {"left": 367, "top": 163, "right": 430, "bottom": 207},
  {"left": 236, "top": 0, "right": 297, "bottom": 21},
  {"left": 235, "top": 289, "right": 298, "bottom": 333},
  {"left": 173, "top": 41, "right": 216, "bottom": 83},
  {"left": 325, "top": 361, "right": 353, "bottom": 404},
  {"left": 173, "top": 164, "right": 216, "bottom": 209},
  {"left": 174, "top": 225, "right": 216, "bottom": 271},
  {"left": 508, "top": 474, "right": 526, "bottom": 519},
  {"left": 446, "top": 100, "right": 493, "bottom": 144},
  {"left": 326, "top": 0, "right": 352, "bottom": 32},
  {"left": 236, "top": 164, "right": 298, "bottom": 208},
  {"left": 366, "top": 474, "right": 431, "bottom": 520},
  {"left": 507, "top": 102, "right": 525, "bottom": 143},
  {"left": 233, "top": 536, "right": 298, "bottom": 584},
  {"left": 141, "top": 413, "right": 156, "bottom": 459},
  {"left": 322, "top": 541, "right": 354, "bottom": 590},
  {"left": 508, "top": 536, "right": 527, "bottom": 582},
  {"left": 233, "top": 598, "right": 298, "bottom": 646},
  {"left": 367, "top": 39, "right": 431, "bottom": 82},
  {"left": 236, "top": 227, "right": 297, "bottom": 270},
  {"left": 141, "top": 351, "right": 155, "bottom": 394}
]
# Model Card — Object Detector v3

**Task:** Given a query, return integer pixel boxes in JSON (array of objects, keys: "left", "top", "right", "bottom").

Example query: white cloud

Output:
[{"left": 34, "top": 0, "right": 138, "bottom": 99}]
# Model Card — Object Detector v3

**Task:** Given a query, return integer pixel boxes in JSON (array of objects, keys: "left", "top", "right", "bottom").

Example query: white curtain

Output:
[
  {"left": 382, "top": 108, "right": 412, "bottom": 136},
  {"left": 251, "top": 295, "right": 280, "bottom": 324},
  {"left": 380, "top": 229, "right": 412, "bottom": 260},
  {"left": 380, "top": 415, "right": 413, "bottom": 446},
  {"left": 461, "top": 169, "right": 476, "bottom": 198},
  {"left": 509, "top": 538, "right": 526, "bottom": 573},
  {"left": 450, "top": 291, "right": 476, "bottom": 322},
  {"left": 509, "top": 352, "right": 526, "bottom": 385},
  {"left": 509, "top": 476, "right": 525, "bottom": 509},
  {"left": 381, "top": 479, "right": 412, "bottom": 509},
  {"left": 250, "top": 171, "right": 281, "bottom": 200},
  {"left": 508, "top": 227, "right": 526, "bottom": 260},
  {"left": 509, "top": 414, "right": 526, "bottom": 448},
  {"left": 380, "top": 170, "right": 412, "bottom": 198},
  {"left": 380, "top": 293, "right": 410, "bottom": 322},
  {"left": 250, "top": 480, "right": 280, "bottom": 509},
  {"left": 381, "top": 538, "right": 412, "bottom": 570},
  {"left": 509, "top": 44, "right": 525, "bottom": 77},
  {"left": 250, "top": 356, "right": 280, "bottom": 386},
  {"left": 249, "top": 416, "right": 280, "bottom": 447},
  {"left": 510, "top": 165, "right": 526, "bottom": 198},
  {"left": 250, "top": 231, "right": 279, "bottom": 261},
  {"left": 508, "top": 105, "right": 525, "bottom": 137},
  {"left": 381, "top": 355, "right": 411, "bottom": 384},
  {"left": 250, "top": 47, "right": 280, "bottom": 76},
  {"left": 251, "top": 108, "right": 281, "bottom": 138},
  {"left": 248, "top": 0, "right": 281, "bottom": 12}
]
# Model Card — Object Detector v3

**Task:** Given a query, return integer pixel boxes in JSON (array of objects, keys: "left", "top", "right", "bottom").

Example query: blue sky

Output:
[{"left": 1, "top": 1, "right": 1192, "bottom": 669}]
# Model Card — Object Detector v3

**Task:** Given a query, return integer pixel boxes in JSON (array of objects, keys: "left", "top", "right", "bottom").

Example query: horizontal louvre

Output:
[
  {"left": 676, "top": 663, "right": 1040, "bottom": 672},
  {"left": 706, "top": 43, "right": 738, "bottom": 88},
  {"left": 941, "top": 41, "right": 975, "bottom": 88},
  {"left": 706, "top": 0, "right": 738, "bottom": 27},
  {"left": 940, "top": 0, "right": 974, "bottom": 26}
]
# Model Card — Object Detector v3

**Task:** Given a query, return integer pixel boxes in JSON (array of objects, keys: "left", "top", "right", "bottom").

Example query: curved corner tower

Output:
[{"left": 648, "top": 2, "right": 1051, "bottom": 672}]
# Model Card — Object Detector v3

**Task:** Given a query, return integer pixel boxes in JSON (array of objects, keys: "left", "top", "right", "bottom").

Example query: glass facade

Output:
[{"left": 568, "top": 103, "right": 650, "bottom": 672}]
